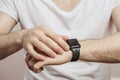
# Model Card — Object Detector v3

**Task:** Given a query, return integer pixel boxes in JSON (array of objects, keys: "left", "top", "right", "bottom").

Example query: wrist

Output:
[
  {"left": 67, "top": 39, "right": 80, "bottom": 62},
  {"left": 15, "top": 30, "right": 27, "bottom": 46},
  {"left": 79, "top": 40, "right": 93, "bottom": 61},
  {"left": 66, "top": 50, "right": 73, "bottom": 62}
]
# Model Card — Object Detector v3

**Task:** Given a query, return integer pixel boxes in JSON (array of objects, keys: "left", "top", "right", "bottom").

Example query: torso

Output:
[
  {"left": 14, "top": 0, "right": 118, "bottom": 79},
  {"left": 1, "top": 0, "right": 120, "bottom": 80}
]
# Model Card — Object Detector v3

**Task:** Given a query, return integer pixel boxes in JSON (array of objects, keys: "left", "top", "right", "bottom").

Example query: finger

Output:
[
  {"left": 60, "top": 35, "right": 68, "bottom": 41},
  {"left": 26, "top": 53, "right": 28, "bottom": 57},
  {"left": 45, "top": 32, "right": 69, "bottom": 51},
  {"left": 25, "top": 54, "right": 30, "bottom": 63},
  {"left": 25, "top": 55, "right": 35, "bottom": 71},
  {"left": 33, "top": 61, "right": 45, "bottom": 72},
  {"left": 32, "top": 38, "right": 57, "bottom": 58},
  {"left": 35, "top": 49, "right": 49, "bottom": 57},
  {"left": 25, "top": 53, "right": 44, "bottom": 73},
  {"left": 25, "top": 53, "right": 32, "bottom": 58},
  {"left": 28, "top": 58, "right": 36, "bottom": 71},
  {"left": 37, "top": 33, "right": 64, "bottom": 54},
  {"left": 26, "top": 43, "right": 45, "bottom": 60},
  {"left": 36, "top": 67, "right": 44, "bottom": 73}
]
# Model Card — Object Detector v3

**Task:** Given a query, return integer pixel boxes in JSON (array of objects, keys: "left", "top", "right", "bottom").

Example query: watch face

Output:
[{"left": 67, "top": 39, "right": 80, "bottom": 49}]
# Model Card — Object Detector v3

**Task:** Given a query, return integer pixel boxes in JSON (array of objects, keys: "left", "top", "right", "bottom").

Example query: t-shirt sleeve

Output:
[
  {"left": 113, "top": 0, "right": 120, "bottom": 8},
  {"left": 0, "top": 0, "right": 18, "bottom": 22}
]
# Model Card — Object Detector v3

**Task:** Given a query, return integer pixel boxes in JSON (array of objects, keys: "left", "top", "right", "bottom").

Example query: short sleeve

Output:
[
  {"left": 113, "top": 0, "right": 120, "bottom": 8},
  {"left": 0, "top": 0, "right": 18, "bottom": 22}
]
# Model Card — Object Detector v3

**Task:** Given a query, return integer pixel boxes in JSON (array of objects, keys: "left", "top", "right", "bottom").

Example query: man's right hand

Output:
[{"left": 22, "top": 25, "right": 69, "bottom": 60}]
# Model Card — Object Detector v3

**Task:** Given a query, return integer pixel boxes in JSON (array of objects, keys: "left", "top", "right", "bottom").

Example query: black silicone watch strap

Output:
[
  {"left": 71, "top": 48, "right": 80, "bottom": 61},
  {"left": 66, "top": 39, "right": 80, "bottom": 62}
]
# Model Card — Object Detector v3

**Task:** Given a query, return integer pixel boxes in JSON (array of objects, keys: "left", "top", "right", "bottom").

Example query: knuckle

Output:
[
  {"left": 34, "top": 30, "right": 43, "bottom": 35},
  {"left": 29, "top": 30, "right": 36, "bottom": 35},
  {"left": 30, "top": 30, "right": 40, "bottom": 37},
  {"left": 52, "top": 34, "right": 60, "bottom": 40},
  {"left": 32, "top": 30, "right": 38, "bottom": 35},
  {"left": 37, "top": 32, "right": 44, "bottom": 39},
  {"left": 39, "top": 31, "right": 44, "bottom": 35},
  {"left": 48, "top": 41, "right": 54, "bottom": 47},
  {"left": 30, "top": 37, "right": 37, "bottom": 43},
  {"left": 45, "top": 50, "right": 52, "bottom": 55},
  {"left": 46, "top": 50, "right": 55, "bottom": 56},
  {"left": 55, "top": 36, "right": 61, "bottom": 41},
  {"left": 54, "top": 46, "right": 61, "bottom": 52},
  {"left": 39, "top": 25, "right": 46, "bottom": 30}
]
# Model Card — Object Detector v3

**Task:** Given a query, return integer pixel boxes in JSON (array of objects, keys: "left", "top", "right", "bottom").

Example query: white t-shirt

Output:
[{"left": 0, "top": 0, "right": 120, "bottom": 80}]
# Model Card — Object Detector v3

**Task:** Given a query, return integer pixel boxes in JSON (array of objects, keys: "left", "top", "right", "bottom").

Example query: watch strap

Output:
[
  {"left": 71, "top": 48, "right": 80, "bottom": 61},
  {"left": 66, "top": 39, "right": 80, "bottom": 62}
]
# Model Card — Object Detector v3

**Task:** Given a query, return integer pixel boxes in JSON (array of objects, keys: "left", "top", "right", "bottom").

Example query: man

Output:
[{"left": 0, "top": 0, "right": 120, "bottom": 80}]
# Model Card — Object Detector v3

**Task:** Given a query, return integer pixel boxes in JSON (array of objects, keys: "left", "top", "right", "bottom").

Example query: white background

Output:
[{"left": 0, "top": 24, "right": 120, "bottom": 80}]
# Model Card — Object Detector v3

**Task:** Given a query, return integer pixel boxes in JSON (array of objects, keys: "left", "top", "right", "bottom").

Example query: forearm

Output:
[
  {"left": 0, "top": 30, "right": 25, "bottom": 60},
  {"left": 79, "top": 32, "right": 120, "bottom": 63}
]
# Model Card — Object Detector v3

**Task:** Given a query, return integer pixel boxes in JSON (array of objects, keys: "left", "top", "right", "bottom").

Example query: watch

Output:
[{"left": 66, "top": 39, "right": 81, "bottom": 62}]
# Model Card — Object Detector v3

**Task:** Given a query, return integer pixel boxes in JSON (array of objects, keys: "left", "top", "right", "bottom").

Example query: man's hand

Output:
[
  {"left": 22, "top": 25, "right": 69, "bottom": 60},
  {"left": 25, "top": 50, "right": 72, "bottom": 73}
]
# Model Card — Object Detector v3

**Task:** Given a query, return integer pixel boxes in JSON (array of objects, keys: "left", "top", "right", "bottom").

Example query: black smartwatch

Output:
[{"left": 66, "top": 39, "right": 81, "bottom": 62}]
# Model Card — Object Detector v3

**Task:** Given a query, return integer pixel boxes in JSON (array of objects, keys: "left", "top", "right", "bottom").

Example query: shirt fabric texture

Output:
[{"left": 0, "top": 0, "right": 120, "bottom": 80}]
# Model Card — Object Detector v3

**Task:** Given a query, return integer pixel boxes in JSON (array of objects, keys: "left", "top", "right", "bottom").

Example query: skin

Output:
[
  {"left": 52, "top": 0, "right": 80, "bottom": 12},
  {"left": 25, "top": 1, "right": 120, "bottom": 73},
  {"left": 0, "top": 0, "right": 120, "bottom": 73},
  {"left": 0, "top": 15, "right": 69, "bottom": 60}
]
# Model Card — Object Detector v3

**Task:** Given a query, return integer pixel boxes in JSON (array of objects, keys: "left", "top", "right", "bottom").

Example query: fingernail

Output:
[{"left": 65, "top": 46, "right": 70, "bottom": 50}]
